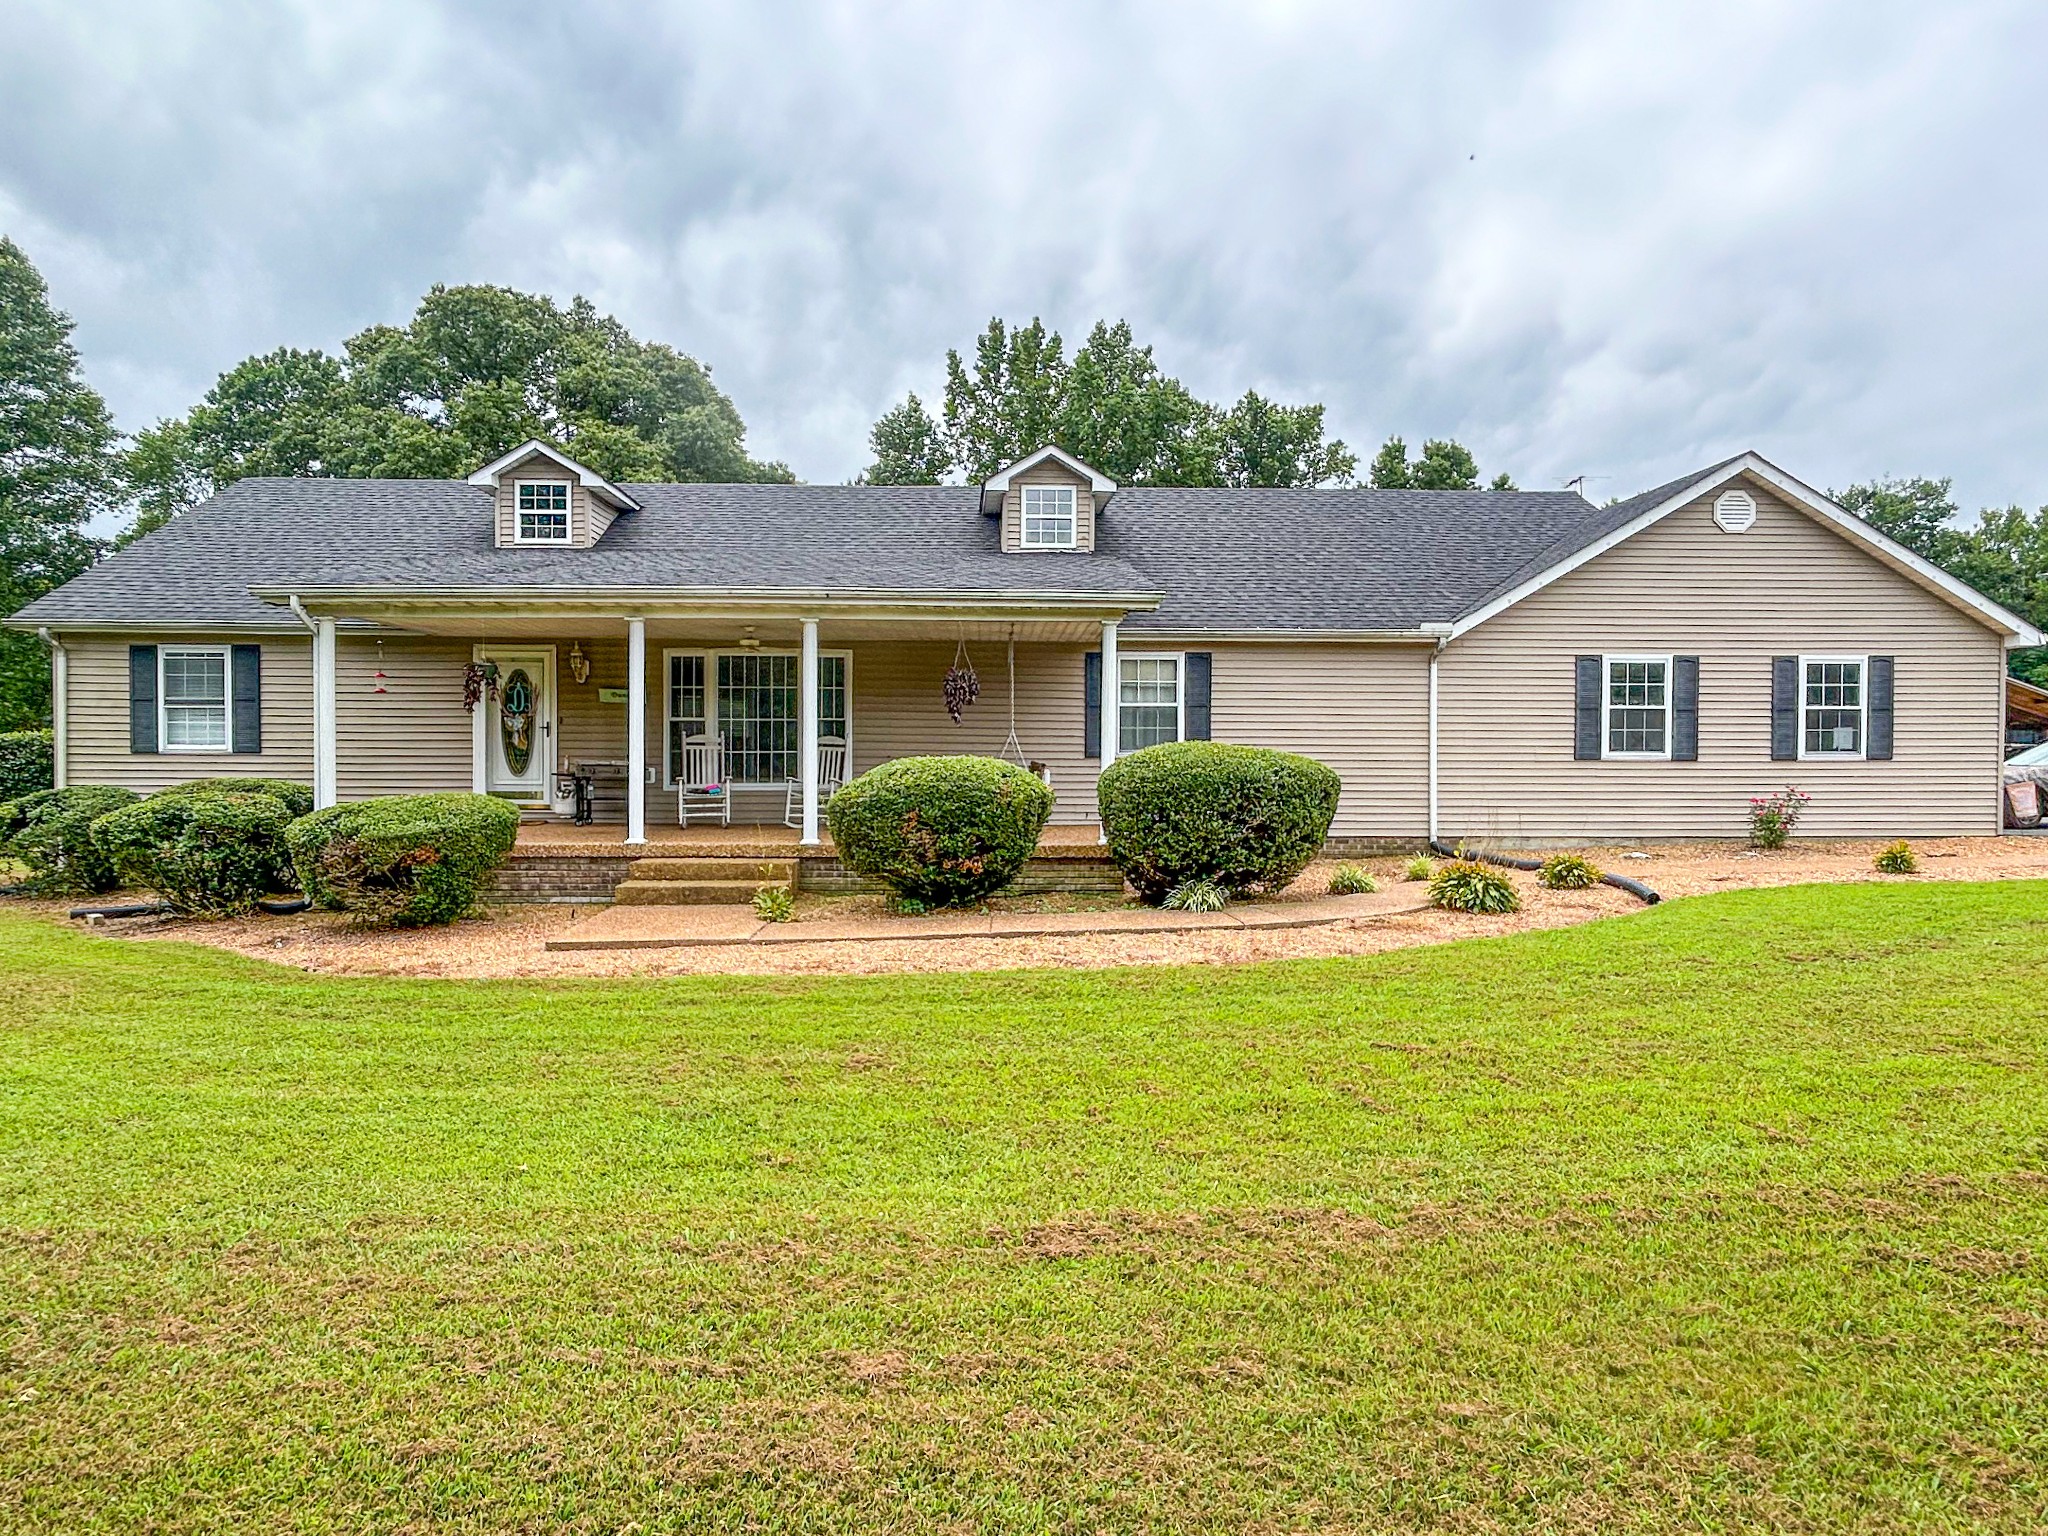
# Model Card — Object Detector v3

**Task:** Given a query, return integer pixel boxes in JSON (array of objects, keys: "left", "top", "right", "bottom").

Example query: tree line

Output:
[{"left": 3, "top": 231, "right": 2043, "bottom": 731}]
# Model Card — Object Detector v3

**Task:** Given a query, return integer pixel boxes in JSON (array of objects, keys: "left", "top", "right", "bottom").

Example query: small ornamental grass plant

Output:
[
  {"left": 1539, "top": 852, "right": 1602, "bottom": 890},
  {"left": 1327, "top": 863, "right": 1377, "bottom": 896},
  {"left": 1162, "top": 876, "right": 1230, "bottom": 912},
  {"left": 1428, "top": 857, "right": 1521, "bottom": 915},
  {"left": 1874, "top": 840, "right": 1918, "bottom": 874},
  {"left": 751, "top": 885, "right": 795, "bottom": 922},
  {"left": 1749, "top": 786, "right": 1812, "bottom": 850},
  {"left": 1403, "top": 855, "right": 1436, "bottom": 882}
]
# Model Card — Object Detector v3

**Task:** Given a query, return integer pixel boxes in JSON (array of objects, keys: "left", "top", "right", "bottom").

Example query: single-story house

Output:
[{"left": 10, "top": 443, "right": 2040, "bottom": 850}]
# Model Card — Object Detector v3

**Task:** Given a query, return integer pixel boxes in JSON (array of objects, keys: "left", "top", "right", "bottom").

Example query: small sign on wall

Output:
[{"left": 597, "top": 687, "right": 629, "bottom": 705}]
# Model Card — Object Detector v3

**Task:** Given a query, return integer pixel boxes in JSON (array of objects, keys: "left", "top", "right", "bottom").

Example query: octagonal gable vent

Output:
[{"left": 1713, "top": 488, "right": 1757, "bottom": 534}]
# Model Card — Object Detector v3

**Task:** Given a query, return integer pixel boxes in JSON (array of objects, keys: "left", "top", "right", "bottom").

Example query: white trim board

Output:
[
  {"left": 1446, "top": 452, "right": 2044, "bottom": 648},
  {"left": 466, "top": 439, "right": 641, "bottom": 511},
  {"left": 981, "top": 444, "right": 1117, "bottom": 493}
]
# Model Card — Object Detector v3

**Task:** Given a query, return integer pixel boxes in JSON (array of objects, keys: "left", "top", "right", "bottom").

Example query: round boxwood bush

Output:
[
  {"left": 287, "top": 792, "right": 521, "bottom": 926},
  {"left": 152, "top": 775, "right": 315, "bottom": 819},
  {"left": 0, "top": 729, "right": 55, "bottom": 801},
  {"left": 1096, "top": 741, "right": 1341, "bottom": 905},
  {"left": 826, "top": 756, "right": 1053, "bottom": 907},
  {"left": 93, "top": 791, "right": 299, "bottom": 916},
  {"left": 0, "top": 784, "right": 139, "bottom": 894}
]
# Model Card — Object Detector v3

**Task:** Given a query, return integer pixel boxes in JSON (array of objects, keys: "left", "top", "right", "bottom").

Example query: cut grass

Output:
[{"left": 1, "top": 882, "right": 2046, "bottom": 1532}]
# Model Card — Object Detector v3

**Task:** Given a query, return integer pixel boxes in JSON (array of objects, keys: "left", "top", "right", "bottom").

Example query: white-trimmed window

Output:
[
  {"left": 1020, "top": 485, "right": 1077, "bottom": 548},
  {"left": 515, "top": 481, "right": 571, "bottom": 543},
  {"left": 1118, "top": 653, "right": 1183, "bottom": 752},
  {"left": 1801, "top": 655, "right": 1865, "bottom": 758},
  {"left": 1603, "top": 655, "right": 1671, "bottom": 759},
  {"left": 161, "top": 645, "right": 230, "bottom": 752},
  {"left": 663, "top": 649, "right": 852, "bottom": 788}
]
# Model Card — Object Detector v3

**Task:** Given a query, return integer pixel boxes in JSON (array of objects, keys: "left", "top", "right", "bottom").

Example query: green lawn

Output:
[{"left": 1, "top": 885, "right": 2045, "bottom": 1533}]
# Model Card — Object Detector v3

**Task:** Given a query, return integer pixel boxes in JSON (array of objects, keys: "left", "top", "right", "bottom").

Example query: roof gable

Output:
[
  {"left": 981, "top": 445, "right": 1117, "bottom": 494},
  {"left": 1449, "top": 452, "right": 2043, "bottom": 646},
  {"left": 465, "top": 439, "right": 641, "bottom": 511}
]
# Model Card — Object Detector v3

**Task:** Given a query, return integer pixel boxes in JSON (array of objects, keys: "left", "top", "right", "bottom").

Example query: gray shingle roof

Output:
[{"left": 13, "top": 471, "right": 1725, "bottom": 633}]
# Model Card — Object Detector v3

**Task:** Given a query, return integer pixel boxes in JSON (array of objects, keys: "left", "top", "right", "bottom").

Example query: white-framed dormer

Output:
[
  {"left": 982, "top": 445, "right": 1115, "bottom": 554},
  {"left": 470, "top": 439, "right": 640, "bottom": 550}
]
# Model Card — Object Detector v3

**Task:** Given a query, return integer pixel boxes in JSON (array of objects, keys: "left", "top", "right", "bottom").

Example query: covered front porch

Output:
[{"left": 280, "top": 592, "right": 1164, "bottom": 847}]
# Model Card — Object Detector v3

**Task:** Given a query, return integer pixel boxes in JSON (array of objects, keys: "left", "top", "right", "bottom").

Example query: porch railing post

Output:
[
  {"left": 799, "top": 617, "right": 821, "bottom": 846},
  {"left": 626, "top": 617, "right": 647, "bottom": 845}
]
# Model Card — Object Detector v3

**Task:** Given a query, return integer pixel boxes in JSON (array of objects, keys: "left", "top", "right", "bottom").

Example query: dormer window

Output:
[
  {"left": 515, "top": 482, "right": 570, "bottom": 543},
  {"left": 1021, "top": 485, "right": 1077, "bottom": 548}
]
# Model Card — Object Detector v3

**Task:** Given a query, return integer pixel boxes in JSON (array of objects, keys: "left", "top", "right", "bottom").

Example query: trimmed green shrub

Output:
[
  {"left": 287, "top": 792, "right": 521, "bottom": 927},
  {"left": 1428, "top": 858, "right": 1521, "bottom": 914},
  {"left": 1327, "top": 863, "right": 1377, "bottom": 896},
  {"left": 153, "top": 776, "right": 315, "bottom": 819},
  {"left": 1874, "top": 840, "right": 1918, "bottom": 874},
  {"left": 826, "top": 756, "right": 1053, "bottom": 907},
  {"left": 1539, "top": 852, "right": 1602, "bottom": 890},
  {"left": 752, "top": 885, "right": 795, "bottom": 922},
  {"left": 0, "top": 730, "right": 54, "bottom": 801},
  {"left": 0, "top": 784, "right": 138, "bottom": 894},
  {"left": 1403, "top": 855, "right": 1435, "bottom": 882},
  {"left": 1163, "top": 876, "right": 1230, "bottom": 912},
  {"left": 93, "top": 792, "right": 298, "bottom": 916},
  {"left": 1096, "top": 741, "right": 1340, "bottom": 906}
]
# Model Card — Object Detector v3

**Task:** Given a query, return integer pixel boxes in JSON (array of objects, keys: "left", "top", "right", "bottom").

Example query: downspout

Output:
[
  {"left": 37, "top": 629, "right": 66, "bottom": 790},
  {"left": 1427, "top": 637, "right": 1442, "bottom": 845},
  {"left": 287, "top": 594, "right": 316, "bottom": 633}
]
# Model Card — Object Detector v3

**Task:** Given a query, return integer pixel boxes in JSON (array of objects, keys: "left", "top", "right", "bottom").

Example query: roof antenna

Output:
[{"left": 1563, "top": 475, "right": 1589, "bottom": 498}]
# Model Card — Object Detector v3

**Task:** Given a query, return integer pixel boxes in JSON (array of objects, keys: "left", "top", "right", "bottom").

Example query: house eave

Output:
[{"left": 249, "top": 583, "right": 1165, "bottom": 620}]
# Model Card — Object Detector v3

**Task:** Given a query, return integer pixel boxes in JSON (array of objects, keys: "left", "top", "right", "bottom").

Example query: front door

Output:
[{"left": 481, "top": 647, "right": 555, "bottom": 800}]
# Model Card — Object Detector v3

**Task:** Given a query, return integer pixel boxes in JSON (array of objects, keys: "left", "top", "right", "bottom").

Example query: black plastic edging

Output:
[{"left": 1430, "top": 840, "right": 1660, "bottom": 906}]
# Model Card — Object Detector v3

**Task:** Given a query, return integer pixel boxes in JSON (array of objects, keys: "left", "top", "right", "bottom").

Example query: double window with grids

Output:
[{"left": 665, "top": 651, "right": 850, "bottom": 787}]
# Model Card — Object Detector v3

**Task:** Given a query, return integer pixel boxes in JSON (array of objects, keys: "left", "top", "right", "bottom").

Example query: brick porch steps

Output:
[{"left": 611, "top": 854, "right": 796, "bottom": 906}]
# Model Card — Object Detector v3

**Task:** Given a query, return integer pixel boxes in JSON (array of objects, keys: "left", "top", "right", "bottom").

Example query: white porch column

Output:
[
  {"left": 312, "top": 616, "right": 337, "bottom": 809},
  {"left": 626, "top": 617, "right": 647, "bottom": 844},
  {"left": 799, "top": 617, "right": 821, "bottom": 845},
  {"left": 1098, "top": 619, "right": 1118, "bottom": 842}
]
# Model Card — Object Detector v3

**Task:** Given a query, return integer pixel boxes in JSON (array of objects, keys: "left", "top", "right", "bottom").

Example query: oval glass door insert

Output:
[{"left": 499, "top": 668, "right": 535, "bottom": 774}]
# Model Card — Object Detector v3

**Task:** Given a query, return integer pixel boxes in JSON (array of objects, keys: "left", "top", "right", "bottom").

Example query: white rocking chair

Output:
[
  {"left": 677, "top": 732, "right": 730, "bottom": 827},
  {"left": 784, "top": 737, "right": 848, "bottom": 829}
]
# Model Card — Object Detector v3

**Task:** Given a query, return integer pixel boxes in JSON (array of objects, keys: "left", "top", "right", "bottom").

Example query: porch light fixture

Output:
[{"left": 567, "top": 641, "right": 590, "bottom": 684}]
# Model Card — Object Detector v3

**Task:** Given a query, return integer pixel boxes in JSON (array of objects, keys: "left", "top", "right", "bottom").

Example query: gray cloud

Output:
[{"left": 6, "top": 0, "right": 2048, "bottom": 515}]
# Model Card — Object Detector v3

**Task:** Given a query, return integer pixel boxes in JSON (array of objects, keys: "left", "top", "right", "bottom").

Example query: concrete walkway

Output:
[{"left": 544, "top": 887, "right": 1433, "bottom": 952}]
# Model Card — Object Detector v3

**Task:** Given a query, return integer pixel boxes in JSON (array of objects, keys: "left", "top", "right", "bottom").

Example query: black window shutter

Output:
[
  {"left": 1867, "top": 655, "right": 1894, "bottom": 760},
  {"left": 1183, "top": 652, "right": 1211, "bottom": 740},
  {"left": 129, "top": 645, "right": 159, "bottom": 754},
  {"left": 1771, "top": 656, "right": 1798, "bottom": 761},
  {"left": 1574, "top": 656, "right": 1602, "bottom": 760},
  {"left": 1083, "top": 650, "right": 1102, "bottom": 759},
  {"left": 231, "top": 644, "right": 262, "bottom": 754},
  {"left": 1672, "top": 656, "right": 1699, "bottom": 761}
]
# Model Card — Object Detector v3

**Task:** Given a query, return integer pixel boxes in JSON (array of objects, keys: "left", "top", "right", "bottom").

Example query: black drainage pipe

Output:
[
  {"left": 1430, "top": 840, "right": 1660, "bottom": 906},
  {"left": 67, "top": 902, "right": 168, "bottom": 920}
]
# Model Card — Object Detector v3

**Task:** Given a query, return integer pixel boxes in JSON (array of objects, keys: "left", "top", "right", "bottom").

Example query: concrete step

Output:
[
  {"left": 626, "top": 857, "right": 797, "bottom": 883},
  {"left": 613, "top": 878, "right": 781, "bottom": 906}
]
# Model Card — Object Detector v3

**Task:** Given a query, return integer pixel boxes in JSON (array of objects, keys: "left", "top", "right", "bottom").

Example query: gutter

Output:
[
  {"left": 253, "top": 583, "right": 1166, "bottom": 610},
  {"left": 286, "top": 593, "right": 317, "bottom": 633}
]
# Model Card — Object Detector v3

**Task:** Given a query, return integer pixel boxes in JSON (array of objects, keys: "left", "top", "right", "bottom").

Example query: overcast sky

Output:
[{"left": 5, "top": 0, "right": 2047, "bottom": 516}]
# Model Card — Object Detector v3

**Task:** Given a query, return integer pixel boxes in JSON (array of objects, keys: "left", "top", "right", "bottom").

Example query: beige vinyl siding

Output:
[
  {"left": 62, "top": 633, "right": 313, "bottom": 789},
  {"left": 335, "top": 635, "right": 472, "bottom": 799},
  {"left": 1437, "top": 477, "right": 2008, "bottom": 843},
  {"left": 557, "top": 639, "right": 640, "bottom": 771},
  {"left": 1000, "top": 460, "right": 1096, "bottom": 553},
  {"left": 1209, "top": 644, "right": 1430, "bottom": 839},
  {"left": 852, "top": 641, "right": 1101, "bottom": 821}
]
